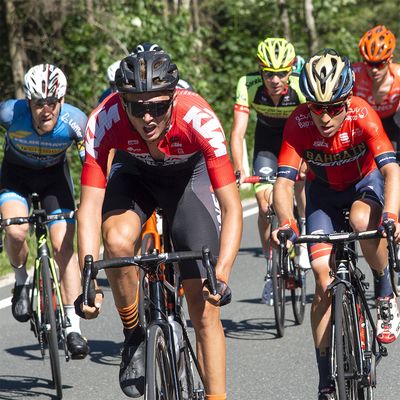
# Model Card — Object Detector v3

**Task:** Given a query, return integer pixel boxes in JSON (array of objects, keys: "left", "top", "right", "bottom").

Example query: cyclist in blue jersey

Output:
[{"left": 0, "top": 64, "right": 89, "bottom": 359}]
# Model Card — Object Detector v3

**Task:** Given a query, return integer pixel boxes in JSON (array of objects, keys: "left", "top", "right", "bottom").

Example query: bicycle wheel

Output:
[
  {"left": 140, "top": 233, "right": 155, "bottom": 329},
  {"left": 291, "top": 260, "right": 306, "bottom": 325},
  {"left": 146, "top": 324, "right": 176, "bottom": 400},
  {"left": 41, "top": 257, "right": 63, "bottom": 399},
  {"left": 271, "top": 216, "right": 285, "bottom": 337},
  {"left": 179, "top": 340, "right": 195, "bottom": 400},
  {"left": 357, "top": 294, "right": 374, "bottom": 400},
  {"left": 389, "top": 264, "right": 400, "bottom": 297},
  {"left": 334, "top": 283, "right": 358, "bottom": 400}
]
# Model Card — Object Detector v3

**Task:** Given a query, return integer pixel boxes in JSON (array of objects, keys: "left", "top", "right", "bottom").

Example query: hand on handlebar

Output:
[
  {"left": 379, "top": 212, "right": 400, "bottom": 243},
  {"left": 203, "top": 275, "right": 232, "bottom": 307},
  {"left": 74, "top": 279, "right": 104, "bottom": 320},
  {"left": 235, "top": 170, "right": 248, "bottom": 187},
  {"left": 270, "top": 218, "right": 299, "bottom": 250}
]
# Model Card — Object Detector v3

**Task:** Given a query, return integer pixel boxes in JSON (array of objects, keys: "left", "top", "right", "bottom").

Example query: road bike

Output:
[
  {"left": 0, "top": 193, "right": 75, "bottom": 399},
  {"left": 278, "top": 222, "right": 398, "bottom": 399},
  {"left": 83, "top": 227, "right": 218, "bottom": 400},
  {"left": 237, "top": 172, "right": 308, "bottom": 337}
]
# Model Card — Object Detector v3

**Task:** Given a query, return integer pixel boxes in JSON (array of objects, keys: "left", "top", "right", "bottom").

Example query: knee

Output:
[
  {"left": 189, "top": 300, "right": 220, "bottom": 333},
  {"left": 5, "top": 225, "right": 28, "bottom": 246},
  {"left": 103, "top": 224, "right": 138, "bottom": 256}
]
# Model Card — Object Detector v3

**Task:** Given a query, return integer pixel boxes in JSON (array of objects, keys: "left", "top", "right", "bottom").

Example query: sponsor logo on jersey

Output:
[
  {"left": 339, "top": 132, "right": 350, "bottom": 144},
  {"left": 183, "top": 106, "right": 227, "bottom": 157},
  {"left": 128, "top": 140, "right": 139, "bottom": 145},
  {"left": 171, "top": 142, "right": 182, "bottom": 147},
  {"left": 313, "top": 140, "right": 329, "bottom": 148},
  {"left": 86, "top": 104, "right": 120, "bottom": 158},
  {"left": 306, "top": 142, "right": 367, "bottom": 167},
  {"left": 60, "top": 112, "right": 84, "bottom": 137}
]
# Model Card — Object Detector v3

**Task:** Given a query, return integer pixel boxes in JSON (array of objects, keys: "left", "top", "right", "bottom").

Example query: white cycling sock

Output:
[
  {"left": 300, "top": 218, "right": 306, "bottom": 235},
  {"left": 65, "top": 305, "right": 81, "bottom": 336},
  {"left": 12, "top": 263, "right": 29, "bottom": 286}
]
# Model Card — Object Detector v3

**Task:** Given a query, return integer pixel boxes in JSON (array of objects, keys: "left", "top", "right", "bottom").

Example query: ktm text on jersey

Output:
[
  {"left": 277, "top": 97, "right": 396, "bottom": 191},
  {"left": 83, "top": 91, "right": 235, "bottom": 189}
]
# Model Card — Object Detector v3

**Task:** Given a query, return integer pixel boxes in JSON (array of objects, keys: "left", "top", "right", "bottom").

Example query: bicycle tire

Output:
[
  {"left": 334, "top": 282, "right": 358, "bottom": 400},
  {"left": 41, "top": 257, "right": 63, "bottom": 399},
  {"left": 139, "top": 233, "right": 155, "bottom": 329},
  {"left": 389, "top": 264, "right": 400, "bottom": 297},
  {"left": 357, "top": 293, "right": 374, "bottom": 400},
  {"left": 271, "top": 215, "right": 285, "bottom": 337},
  {"left": 291, "top": 261, "right": 306, "bottom": 325},
  {"left": 145, "top": 324, "right": 176, "bottom": 400},
  {"left": 179, "top": 339, "right": 195, "bottom": 399}
]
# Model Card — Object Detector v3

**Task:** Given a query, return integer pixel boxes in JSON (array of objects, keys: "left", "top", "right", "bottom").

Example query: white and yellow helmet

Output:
[
  {"left": 23, "top": 64, "right": 67, "bottom": 100},
  {"left": 300, "top": 49, "right": 354, "bottom": 102},
  {"left": 257, "top": 38, "right": 295, "bottom": 70}
]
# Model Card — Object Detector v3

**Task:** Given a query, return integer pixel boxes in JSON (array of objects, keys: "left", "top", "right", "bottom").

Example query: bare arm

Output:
[
  {"left": 204, "top": 181, "right": 243, "bottom": 304},
  {"left": 380, "top": 162, "right": 400, "bottom": 241},
  {"left": 271, "top": 177, "right": 296, "bottom": 247},
  {"left": 229, "top": 110, "right": 249, "bottom": 184},
  {"left": 77, "top": 184, "right": 105, "bottom": 317}
]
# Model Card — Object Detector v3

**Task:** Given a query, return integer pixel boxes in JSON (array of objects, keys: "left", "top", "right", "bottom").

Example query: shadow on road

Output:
[{"left": 0, "top": 375, "right": 70, "bottom": 399}]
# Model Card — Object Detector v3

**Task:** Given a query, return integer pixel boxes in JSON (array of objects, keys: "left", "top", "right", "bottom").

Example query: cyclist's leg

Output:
[
  {"left": 349, "top": 169, "right": 400, "bottom": 343},
  {"left": 101, "top": 160, "right": 156, "bottom": 397},
  {"left": 41, "top": 161, "right": 88, "bottom": 356},
  {"left": 160, "top": 158, "right": 226, "bottom": 397},
  {"left": 306, "top": 181, "right": 348, "bottom": 396},
  {"left": 252, "top": 151, "right": 276, "bottom": 254},
  {"left": 0, "top": 162, "right": 31, "bottom": 322}
]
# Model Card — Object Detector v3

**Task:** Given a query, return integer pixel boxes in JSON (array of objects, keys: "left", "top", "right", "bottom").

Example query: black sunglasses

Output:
[
  {"left": 307, "top": 101, "right": 347, "bottom": 116},
  {"left": 124, "top": 98, "right": 173, "bottom": 118}
]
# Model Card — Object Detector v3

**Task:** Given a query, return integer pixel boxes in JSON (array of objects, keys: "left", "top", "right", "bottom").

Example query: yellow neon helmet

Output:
[{"left": 257, "top": 38, "right": 296, "bottom": 70}]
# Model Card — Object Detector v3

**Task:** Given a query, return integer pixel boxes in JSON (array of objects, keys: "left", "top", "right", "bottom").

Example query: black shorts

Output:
[
  {"left": 103, "top": 151, "right": 221, "bottom": 280},
  {"left": 0, "top": 158, "right": 75, "bottom": 214}
]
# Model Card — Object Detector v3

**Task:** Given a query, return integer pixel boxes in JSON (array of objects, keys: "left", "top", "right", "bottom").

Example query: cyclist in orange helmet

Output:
[{"left": 353, "top": 26, "right": 400, "bottom": 159}]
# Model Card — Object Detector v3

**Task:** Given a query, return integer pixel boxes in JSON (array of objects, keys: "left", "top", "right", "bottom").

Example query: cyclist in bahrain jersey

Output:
[
  {"left": 353, "top": 25, "right": 400, "bottom": 159},
  {"left": 229, "top": 37, "right": 309, "bottom": 305},
  {"left": 271, "top": 49, "right": 400, "bottom": 400},
  {"left": 0, "top": 64, "right": 89, "bottom": 359},
  {"left": 76, "top": 50, "right": 242, "bottom": 399}
]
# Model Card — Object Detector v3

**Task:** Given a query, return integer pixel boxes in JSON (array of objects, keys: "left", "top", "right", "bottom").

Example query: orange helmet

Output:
[{"left": 359, "top": 25, "right": 396, "bottom": 62}]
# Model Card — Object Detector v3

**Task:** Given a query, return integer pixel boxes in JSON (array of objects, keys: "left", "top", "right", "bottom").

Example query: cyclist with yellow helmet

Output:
[
  {"left": 230, "top": 38, "right": 309, "bottom": 304},
  {"left": 353, "top": 26, "right": 400, "bottom": 160}
]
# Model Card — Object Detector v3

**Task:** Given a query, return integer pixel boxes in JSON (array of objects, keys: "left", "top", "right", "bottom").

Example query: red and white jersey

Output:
[
  {"left": 82, "top": 90, "right": 235, "bottom": 189},
  {"left": 353, "top": 62, "right": 400, "bottom": 119}
]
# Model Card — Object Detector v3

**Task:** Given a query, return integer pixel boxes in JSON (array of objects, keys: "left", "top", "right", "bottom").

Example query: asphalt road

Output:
[{"left": 0, "top": 199, "right": 399, "bottom": 399}]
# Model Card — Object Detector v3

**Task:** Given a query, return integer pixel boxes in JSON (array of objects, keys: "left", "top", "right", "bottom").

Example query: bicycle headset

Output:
[{"left": 299, "top": 48, "right": 355, "bottom": 103}]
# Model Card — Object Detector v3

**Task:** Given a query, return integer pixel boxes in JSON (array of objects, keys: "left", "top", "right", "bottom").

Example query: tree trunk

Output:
[
  {"left": 304, "top": 0, "right": 318, "bottom": 56},
  {"left": 279, "top": 0, "right": 291, "bottom": 42},
  {"left": 4, "top": 0, "right": 25, "bottom": 99}
]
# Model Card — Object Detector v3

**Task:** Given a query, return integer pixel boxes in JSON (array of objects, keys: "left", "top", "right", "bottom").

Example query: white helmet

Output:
[
  {"left": 106, "top": 60, "right": 121, "bottom": 83},
  {"left": 23, "top": 64, "right": 67, "bottom": 100}
]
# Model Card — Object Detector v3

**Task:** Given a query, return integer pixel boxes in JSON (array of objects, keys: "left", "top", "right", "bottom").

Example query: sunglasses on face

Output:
[
  {"left": 363, "top": 59, "right": 389, "bottom": 70},
  {"left": 32, "top": 97, "right": 59, "bottom": 108},
  {"left": 307, "top": 101, "right": 347, "bottom": 116},
  {"left": 124, "top": 98, "right": 173, "bottom": 118},
  {"left": 262, "top": 68, "right": 291, "bottom": 79}
]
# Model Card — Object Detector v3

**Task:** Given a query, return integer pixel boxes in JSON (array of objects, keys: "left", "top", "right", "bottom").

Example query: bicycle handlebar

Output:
[
  {"left": 82, "top": 246, "right": 218, "bottom": 306},
  {"left": 278, "top": 222, "right": 400, "bottom": 272},
  {"left": 0, "top": 210, "right": 75, "bottom": 254},
  {"left": 235, "top": 171, "right": 277, "bottom": 185}
]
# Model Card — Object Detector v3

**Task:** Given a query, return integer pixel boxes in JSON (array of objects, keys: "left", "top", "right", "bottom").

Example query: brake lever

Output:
[
  {"left": 202, "top": 246, "right": 217, "bottom": 296},
  {"left": 386, "top": 222, "right": 400, "bottom": 272}
]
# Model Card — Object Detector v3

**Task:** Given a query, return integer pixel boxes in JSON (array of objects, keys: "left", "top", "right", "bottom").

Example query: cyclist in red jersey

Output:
[
  {"left": 76, "top": 50, "right": 242, "bottom": 400},
  {"left": 271, "top": 49, "right": 400, "bottom": 400},
  {"left": 353, "top": 25, "right": 400, "bottom": 159}
]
